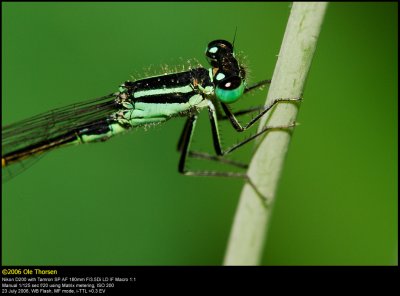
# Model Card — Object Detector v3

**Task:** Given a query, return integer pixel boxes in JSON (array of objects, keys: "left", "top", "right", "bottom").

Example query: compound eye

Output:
[{"left": 215, "top": 76, "right": 245, "bottom": 104}]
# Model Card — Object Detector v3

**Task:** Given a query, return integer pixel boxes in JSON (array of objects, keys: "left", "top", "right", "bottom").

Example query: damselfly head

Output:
[{"left": 206, "top": 40, "right": 246, "bottom": 104}]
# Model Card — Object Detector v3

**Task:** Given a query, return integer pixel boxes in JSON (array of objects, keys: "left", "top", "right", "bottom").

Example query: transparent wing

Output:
[
  {"left": 2, "top": 93, "right": 121, "bottom": 182},
  {"left": 2, "top": 154, "right": 47, "bottom": 183}
]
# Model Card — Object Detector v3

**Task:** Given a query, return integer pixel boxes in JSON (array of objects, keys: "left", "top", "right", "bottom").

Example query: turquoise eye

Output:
[{"left": 215, "top": 77, "right": 245, "bottom": 103}]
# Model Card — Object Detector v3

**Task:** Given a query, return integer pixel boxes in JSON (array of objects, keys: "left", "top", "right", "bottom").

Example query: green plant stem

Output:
[{"left": 223, "top": 2, "right": 328, "bottom": 265}]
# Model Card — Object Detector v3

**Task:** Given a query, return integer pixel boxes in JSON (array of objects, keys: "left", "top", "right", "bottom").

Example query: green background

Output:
[{"left": 2, "top": 2, "right": 397, "bottom": 265}]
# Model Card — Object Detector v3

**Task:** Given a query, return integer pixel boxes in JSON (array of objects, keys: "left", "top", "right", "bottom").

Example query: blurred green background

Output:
[{"left": 2, "top": 2, "right": 397, "bottom": 265}]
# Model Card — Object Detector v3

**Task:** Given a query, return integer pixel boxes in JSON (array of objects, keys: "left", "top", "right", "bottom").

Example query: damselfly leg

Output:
[
  {"left": 178, "top": 79, "right": 302, "bottom": 178},
  {"left": 177, "top": 80, "right": 273, "bottom": 169}
]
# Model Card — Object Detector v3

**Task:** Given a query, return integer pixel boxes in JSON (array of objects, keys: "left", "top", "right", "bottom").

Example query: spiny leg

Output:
[
  {"left": 190, "top": 97, "right": 292, "bottom": 169},
  {"left": 244, "top": 79, "right": 271, "bottom": 94},
  {"left": 177, "top": 112, "right": 294, "bottom": 205},
  {"left": 178, "top": 115, "right": 247, "bottom": 178},
  {"left": 218, "top": 105, "right": 266, "bottom": 120},
  {"left": 177, "top": 117, "right": 248, "bottom": 169},
  {"left": 177, "top": 79, "right": 300, "bottom": 169},
  {"left": 178, "top": 80, "right": 299, "bottom": 198},
  {"left": 206, "top": 100, "right": 297, "bottom": 157},
  {"left": 221, "top": 97, "right": 302, "bottom": 132},
  {"left": 220, "top": 122, "right": 296, "bottom": 155},
  {"left": 188, "top": 151, "right": 248, "bottom": 169},
  {"left": 176, "top": 77, "right": 274, "bottom": 164},
  {"left": 178, "top": 102, "right": 296, "bottom": 178}
]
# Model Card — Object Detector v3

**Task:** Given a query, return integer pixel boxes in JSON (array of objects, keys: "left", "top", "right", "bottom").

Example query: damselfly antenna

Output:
[{"left": 232, "top": 26, "right": 238, "bottom": 50}]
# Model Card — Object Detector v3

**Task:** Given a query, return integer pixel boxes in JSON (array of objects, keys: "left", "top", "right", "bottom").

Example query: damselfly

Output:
[{"left": 2, "top": 39, "right": 300, "bottom": 182}]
